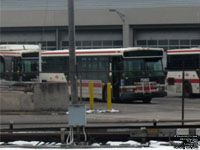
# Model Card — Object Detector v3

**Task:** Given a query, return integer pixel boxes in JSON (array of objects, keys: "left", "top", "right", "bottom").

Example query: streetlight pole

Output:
[
  {"left": 109, "top": 9, "right": 129, "bottom": 48},
  {"left": 68, "top": 0, "right": 78, "bottom": 104}
]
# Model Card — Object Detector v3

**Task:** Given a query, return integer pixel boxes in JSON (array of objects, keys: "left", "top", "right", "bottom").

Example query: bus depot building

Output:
[{"left": 1, "top": 0, "right": 200, "bottom": 54}]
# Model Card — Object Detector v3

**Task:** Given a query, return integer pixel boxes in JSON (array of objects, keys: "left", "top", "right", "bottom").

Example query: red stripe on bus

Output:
[
  {"left": 0, "top": 52, "right": 20, "bottom": 54},
  {"left": 42, "top": 51, "right": 121, "bottom": 55},
  {"left": 167, "top": 78, "right": 200, "bottom": 83},
  {"left": 167, "top": 50, "right": 200, "bottom": 53},
  {"left": 42, "top": 52, "right": 69, "bottom": 55},
  {"left": 77, "top": 51, "right": 121, "bottom": 54}
]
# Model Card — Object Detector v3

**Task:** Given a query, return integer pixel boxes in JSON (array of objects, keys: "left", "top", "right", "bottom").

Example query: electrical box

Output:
[{"left": 68, "top": 104, "right": 86, "bottom": 126}]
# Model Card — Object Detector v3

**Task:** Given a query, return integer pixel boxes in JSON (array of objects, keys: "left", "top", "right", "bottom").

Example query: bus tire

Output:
[
  {"left": 184, "top": 82, "right": 192, "bottom": 98},
  {"left": 143, "top": 98, "right": 152, "bottom": 103}
]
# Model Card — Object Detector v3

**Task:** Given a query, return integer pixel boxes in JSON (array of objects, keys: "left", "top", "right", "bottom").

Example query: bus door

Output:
[
  {"left": 112, "top": 56, "right": 121, "bottom": 98},
  {"left": 0, "top": 56, "right": 5, "bottom": 79}
]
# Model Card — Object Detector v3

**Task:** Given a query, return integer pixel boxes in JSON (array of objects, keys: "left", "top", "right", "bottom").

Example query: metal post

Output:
[
  {"left": 68, "top": 0, "right": 78, "bottom": 104},
  {"left": 182, "top": 62, "right": 185, "bottom": 126},
  {"left": 89, "top": 82, "right": 94, "bottom": 109},
  {"left": 38, "top": 43, "right": 42, "bottom": 83},
  {"left": 80, "top": 75, "right": 82, "bottom": 103},
  {"left": 107, "top": 83, "right": 112, "bottom": 110}
]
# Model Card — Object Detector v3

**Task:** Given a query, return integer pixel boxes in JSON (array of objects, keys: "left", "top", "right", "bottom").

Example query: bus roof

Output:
[
  {"left": 167, "top": 47, "right": 200, "bottom": 55},
  {"left": 0, "top": 44, "right": 40, "bottom": 51},
  {"left": 0, "top": 44, "right": 40, "bottom": 57},
  {"left": 41, "top": 47, "right": 163, "bottom": 57}
]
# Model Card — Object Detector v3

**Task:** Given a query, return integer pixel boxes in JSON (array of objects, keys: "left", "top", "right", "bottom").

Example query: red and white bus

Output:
[
  {"left": 166, "top": 48, "right": 200, "bottom": 97},
  {"left": 0, "top": 44, "right": 39, "bottom": 81},
  {"left": 41, "top": 47, "right": 166, "bottom": 103}
]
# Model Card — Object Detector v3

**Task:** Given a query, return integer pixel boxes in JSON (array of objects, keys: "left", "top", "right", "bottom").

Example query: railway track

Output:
[{"left": 1, "top": 120, "right": 200, "bottom": 144}]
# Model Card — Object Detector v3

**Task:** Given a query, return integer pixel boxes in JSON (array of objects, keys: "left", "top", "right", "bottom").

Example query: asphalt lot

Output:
[{"left": 0, "top": 92, "right": 199, "bottom": 128}]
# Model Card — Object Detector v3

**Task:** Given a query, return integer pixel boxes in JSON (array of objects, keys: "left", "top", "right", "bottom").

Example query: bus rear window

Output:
[{"left": 167, "top": 54, "right": 200, "bottom": 70}]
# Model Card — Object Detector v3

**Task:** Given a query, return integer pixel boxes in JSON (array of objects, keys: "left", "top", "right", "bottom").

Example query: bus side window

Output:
[
  {"left": 99, "top": 56, "right": 109, "bottom": 82},
  {"left": 77, "top": 56, "right": 87, "bottom": 79},
  {"left": 87, "top": 56, "right": 98, "bottom": 80}
]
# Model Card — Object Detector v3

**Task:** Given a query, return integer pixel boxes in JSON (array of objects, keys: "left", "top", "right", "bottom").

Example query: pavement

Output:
[{"left": 0, "top": 92, "right": 200, "bottom": 128}]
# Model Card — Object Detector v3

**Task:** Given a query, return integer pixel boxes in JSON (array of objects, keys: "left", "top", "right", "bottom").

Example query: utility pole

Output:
[{"left": 68, "top": 0, "right": 78, "bottom": 104}]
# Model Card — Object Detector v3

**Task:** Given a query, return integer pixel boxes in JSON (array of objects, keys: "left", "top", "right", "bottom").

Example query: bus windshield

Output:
[
  {"left": 0, "top": 57, "right": 5, "bottom": 73},
  {"left": 122, "top": 58, "right": 163, "bottom": 78},
  {"left": 21, "top": 59, "right": 38, "bottom": 73}
]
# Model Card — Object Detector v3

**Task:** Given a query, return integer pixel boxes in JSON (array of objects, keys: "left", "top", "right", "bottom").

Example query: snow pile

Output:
[
  {"left": 0, "top": 141, "right": 61, "bottom": 147},
  {"left": 87, "top": 109, "right": 119, "bottom": 114},
  {"left": 107, "top": 140, "right": 141, "bottom": 146},
  {"left": 65, "top": 109, "right": 119, "bottom": 115},
  {"left": 91, "top": 143, "right": 101, "bottom": 146},
  {"left": 1, "top": 140, "right": 195, "bottom": 150},
  {"left": 149, "top": 140, "right": 170, "bottom": 148},
  {"left": 8, "top": 141, "right": 39, "bottom": 146}
]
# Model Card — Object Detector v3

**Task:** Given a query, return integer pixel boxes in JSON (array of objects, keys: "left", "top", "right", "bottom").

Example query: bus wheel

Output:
[
  {"left": 184, "top": 83, "right": 192, "bottom": 98},
  {"left": 143, "top": 98, "right": 152, "bottom": 103}
]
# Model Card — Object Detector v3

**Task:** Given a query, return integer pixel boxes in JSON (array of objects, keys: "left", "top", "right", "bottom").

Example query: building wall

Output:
[
  {"left": 134, "top": 27, "right": 200, "bottom": 50},
  {"left": 0, "top": 1, "right": 200, "bottom": 49}
]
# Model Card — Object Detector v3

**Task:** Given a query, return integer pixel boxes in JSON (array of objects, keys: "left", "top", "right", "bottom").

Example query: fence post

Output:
[
  {"left": 89, "top": 82, "right": 94, "bottom": 109},
  {"left": 107, "top": 83, "right": 112, "bottom": 110}
]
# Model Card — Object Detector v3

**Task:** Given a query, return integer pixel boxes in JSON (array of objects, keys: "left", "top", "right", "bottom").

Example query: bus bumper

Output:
[{"left": 119, "top": 91, "right": 167, "bottom": 100}]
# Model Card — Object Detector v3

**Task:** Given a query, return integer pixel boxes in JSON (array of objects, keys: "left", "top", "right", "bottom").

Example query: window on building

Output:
[
  {"left": 191, "top": 39, "right": 200, "bottom": 46},
  {"left": 158, "top": 40, "right": 168, "bottom": 45},
  {"left": 62, "top": 41, "right": 69, "bottom": 46},
  {"left": 113, "top": 40, "right": 123, "bottom": 47},
  {"left": 47, "top": 41, "right": 56, "bottom": 47},
  {"left": 137, "top": 40, "right": 147, "bottom": 46},
  {"left": 180, "top": 40, "right": 190, "bottom": 45},
  {"left": 148, "top": 40, "right": 157, "bottom": 45},
  {"left": 103, "top": 40, "right": 112, "bottom": 46},
  {"left": 76, "top": 41, "right": 81, "bottom": 46},
  {"left": 93, "top": 41, "right": 102, "bottom": 46},
  {"left": 169, "top": 40, "right": 179, "bottom": 45},
  {"left": 82, "top": 41, "right": 92, "bottom": 46}
]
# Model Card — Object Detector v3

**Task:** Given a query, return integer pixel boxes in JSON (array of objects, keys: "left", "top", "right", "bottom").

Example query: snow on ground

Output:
[
  {"left": 86, "top": 109, "right": 120, "bottom": 113},
  {"left": 0, "top": 140, "right": 195, "bottom": 150},
  {"left": 66, "top": 109, "right": 120, "bottom": 114}
]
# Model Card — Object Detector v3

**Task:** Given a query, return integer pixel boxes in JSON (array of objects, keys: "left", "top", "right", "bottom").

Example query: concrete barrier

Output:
[{"left": 0, "top": 83, "right": 69, "bottom": 112}]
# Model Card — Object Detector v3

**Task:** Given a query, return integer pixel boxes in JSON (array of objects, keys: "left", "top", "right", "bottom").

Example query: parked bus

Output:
[
  {"left": 41, "top": 47, "right": 166, "bottom": 103},
  {"left": 0, "top": 44, "right": 39, "bottom": 81},
  {"left": 166, "top": 47, "right": 200, "bottom": 97}
]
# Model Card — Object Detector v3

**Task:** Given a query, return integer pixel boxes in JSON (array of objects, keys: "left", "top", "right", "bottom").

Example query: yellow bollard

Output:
[
  {"left": 89, "top": 82, "right": 94, "bottom": 109},
  {"left": 107, "top": 83, "right": 112, "bottom": 110}
]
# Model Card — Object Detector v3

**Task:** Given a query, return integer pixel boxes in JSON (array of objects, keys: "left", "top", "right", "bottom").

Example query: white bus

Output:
[
  {"left": 41, "top": 47, "right": 167, "bottom": 103},
  {"left": 166, "top": 47, "right": 200, "bottom": 97},
  {"left": 0, "top": 44, "right": 39, "bottom": 81}
]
